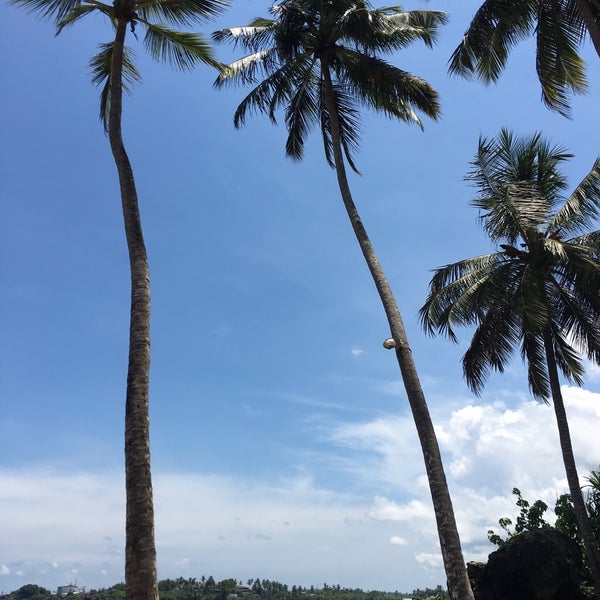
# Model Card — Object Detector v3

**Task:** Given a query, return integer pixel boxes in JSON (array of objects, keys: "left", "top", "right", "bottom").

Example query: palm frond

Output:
[
  {"left": 7, "top": 0, "right": 81, "bottom": 24},
  {"left": 284, "top": 58, "right": 321, "bottom": 161},
  {"left": 336, "top": 49, "right": 441, "bottom": 127},
  {"left": 448, "top": 0, "right": 537, "bottom": 81},
  {"left": 341, "top": 6, "right": 449, "bottom": 52},
  {"left": 420, "top": 253, "right": 505, "bottom": 341},
  {"left": 550, "top": 328, "right": 586, "bottom": 385},
  {"left": 468, "top": 130, "right": 570, "bottom": 243},
  {"left": 223, "top": 57, "right": 310, "bottom": 128},
  {"left": 463, "top": 301, "right": 521, "bottom": 395},
  {"left": 90, "top": 42, "right": 142, "bottom": 131},
  {"left": 552, "top": 158, "right": 600, "bottom": 234},
  {"left": 550, "top": 275, "right": 600, "bottom": 368},
  {"left": 56, "top": 3, "right": 110, "bottom": 33},
  {"left": 215, "top": 48, "right": 280, "bottom": 88},
  {"left": 521, "top": 328, "right": 551, "bottom": 399},
  {"left": 536, "top": 0, "right": 587, "bottom": 116},
  {"left": 570, "top": 230, "right": 600, "bottom": 259},
  {"left": 136, "top": 0, "right": 228, "bottom": 28},
  {"left": 142, "top": 22, "right": 220, "bottom": 69},
  {"left": 319, "top": 81, "right": 362, "bottom": 173},
  {"left": 212, "top": 21, "right": 276, "bottom": 52}
]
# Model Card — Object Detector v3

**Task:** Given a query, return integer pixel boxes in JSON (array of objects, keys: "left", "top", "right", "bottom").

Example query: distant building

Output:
[{"left": 57, "top": 585, "right": 82, "bottom": 596}]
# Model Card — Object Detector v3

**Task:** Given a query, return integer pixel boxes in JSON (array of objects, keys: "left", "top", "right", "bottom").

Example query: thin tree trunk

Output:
[
  {"left": 544, "top": 331, "right": 600, "bottom": 598},
  {"left": 573, "top": 0, "right": 600, "bottom": 59},
  {"left": 320, "top": 62, "right": 474, "bottom": 600},
  {"left": 109, "top": 13, "right": 158, "bottom": 600}
]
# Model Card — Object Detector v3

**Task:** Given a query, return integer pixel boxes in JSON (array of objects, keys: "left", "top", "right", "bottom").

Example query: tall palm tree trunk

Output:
[
  {"left": 544, "top": 332, "right": 600, "bottom": 597},
  {"left": 320, "top": 63, "right": 474, "bottom": 600},
  {"left": 573, "top": 0, "right": 600, "bottom": 59},
  {"left": 109, "top": 14, "right": 159, "bottom": 600}
]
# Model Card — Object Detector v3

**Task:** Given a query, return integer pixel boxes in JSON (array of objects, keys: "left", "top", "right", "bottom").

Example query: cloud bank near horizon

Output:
[{"left": 2, "top": 386, "right": 599, "bottom": 594}]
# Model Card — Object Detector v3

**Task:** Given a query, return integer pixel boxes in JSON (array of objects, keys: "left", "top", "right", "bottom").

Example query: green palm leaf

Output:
[
  {"left": 535, "top": 0, "right": 587, "bottom": 115},
  {"left": 552, "top": 159, "right": 600, "bottom": 234},
  {"left": 136, "top": 0, "right": 227, "bottom": 28},
  {"left": 56, "top": 3, "right": 110, "bottom": 33},
  {"left": 214, "top": 0, "right": 442, "bottom": 172},
  {"left": 335, "top": 49, "right": 441, "bottom": 127},
  {"left": 449, "top": 0, "right": 588, "bottom": 115},
  {"left": 142, "top": 23, "right": 220, "bottom": 69},
  {"left": 422, "top": 129, "right": 600, "bottom": 396},
  {"left": 8, "top": 0, "right": 81, "bottom": 23},
  {"left": 319, "top": 81, "right": 361, "bottom": 173},
  {"left": 449, "top": 0, "right": 536, "bottom": 82},
  {"left": 90, "top": 42, "right": 142, "bottom": 130}
]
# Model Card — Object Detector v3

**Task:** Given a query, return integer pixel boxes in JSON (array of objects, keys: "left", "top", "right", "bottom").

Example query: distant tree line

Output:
[{"left": 3, "top": 579, "right": 448, "bottom": 600}]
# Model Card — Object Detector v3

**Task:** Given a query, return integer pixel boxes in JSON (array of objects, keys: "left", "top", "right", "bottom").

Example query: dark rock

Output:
[{"left": 467, "top": 529, "right": 584, "bottom": 600}]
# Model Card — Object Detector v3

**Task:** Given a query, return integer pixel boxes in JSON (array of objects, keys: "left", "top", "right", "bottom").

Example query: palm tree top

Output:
[
  {"left": 213, "top": 0, "right": 447, "bottom": 172},
  {"left": 9, "top": 0, "right": 229, "bottom": 127},
  {"left": 420, "top": 130, "right": 600, "bottom": 399}
]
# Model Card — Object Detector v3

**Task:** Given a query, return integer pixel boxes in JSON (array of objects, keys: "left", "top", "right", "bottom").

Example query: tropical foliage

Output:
[
  {"left": 7, "top": 0, "right": 227, "bottom": 599},
  {"left": 420, "top": 128, "right": 600, "bottom": 595},
  {"left": 213, "top": 2, "right": 475, "bottom": 599},
  {"left": 448, "top": 0, "right": 600, "bottom": 116},
  {"left": 487, "top": 476, "right": 600, "bottom": 598}
]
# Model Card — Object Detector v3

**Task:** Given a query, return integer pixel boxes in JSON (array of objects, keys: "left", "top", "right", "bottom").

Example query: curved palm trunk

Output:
[
  {"left": 320, "top": 63, "right": 474, "bottom": 600},
  {"left": 544, "top": 332, "right": 600, "bottom": 597},
  {"left": 573, "top": 0, "right": 600, "bottom": 59},
  {"left": 109, "top": 15, "right": 159, "bottom": 600}
]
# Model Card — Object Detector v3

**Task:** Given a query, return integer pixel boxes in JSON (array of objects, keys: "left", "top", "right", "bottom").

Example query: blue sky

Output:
[{"left": 1, "top": 0, "right": 600, "bottom": 594}]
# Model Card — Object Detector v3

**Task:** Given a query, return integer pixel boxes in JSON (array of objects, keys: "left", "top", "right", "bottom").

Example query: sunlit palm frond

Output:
[
  {"left": 536, "top": 0, "right": 587, "bottom": 116},
  {"left": 142, "top": 23, "right": 219, "bottom": 69},
  {"left": 552, "top": 158, "right": 600, "bottom": 234},
  {"left": 214, "top": 48, "right": 280, "bottom": 88},
  {"left": 448, "top": 0, "right": 537, "bottom": 81},
  {"left": 135, "top": 0, "right": 227, "bottom": 28},
  {"left": 341, "top": 6, "right": 448, "bottom": 51},
  {"left": 468, "top": 130, "right": 571, "bottom": 243},
  {"left": 477, "top": 181, "right": 548, "bottom": 244},
  {"left": 90, "top": 42, "right": 142, "bottom": 130},
  {"left": 212, "top": 21, "right": 276, "bottom": 52}
]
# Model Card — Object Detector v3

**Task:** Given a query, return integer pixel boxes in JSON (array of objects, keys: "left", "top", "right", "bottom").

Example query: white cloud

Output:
[
  {"left": 414, "top": 553, "right": 443, "bottom": 569},
  {"left": 389, "top": 537, "right": 407, "bottom": 546},
  {"left": 1, "top": 386, "right": 599, "bottom": 595},
  {"left": 351, "top": 347, "right": 365, "bottom": 358}
]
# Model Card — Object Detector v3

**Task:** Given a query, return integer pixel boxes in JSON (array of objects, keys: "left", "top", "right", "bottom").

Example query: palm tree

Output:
[
  {"left": 420, "top": 129, "right": 600, "bottom": 597},
  {"left": 448, "top": 0, "right": 600, "bottom": 116},
  {"left": 213, "top": 2, "right": 474, "bottom": 598},
  {"left": 7, "top": 1, "right": 227, "bottom": 599}
]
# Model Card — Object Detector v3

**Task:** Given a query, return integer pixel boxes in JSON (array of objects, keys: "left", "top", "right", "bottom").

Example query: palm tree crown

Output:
[
  {"left": 421, "top": 129, "right": 600, "bottom": 398},
  {"left": 11, "top": 0, "right": 228, "bottom": 125},
  {"left": 420, "top": 129, "right": 600, "bottom": 593},
  {"left": 214, "top": 4, "right": 477, "bottom": 600},
  {"left": 448, "top": 0, "right": 599, "bottom": 116},
  {"left": 214, "top": 0, "right": 447, "bottom": 172}
]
